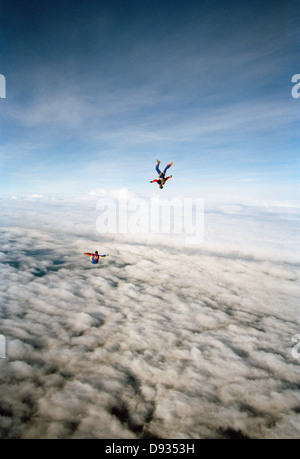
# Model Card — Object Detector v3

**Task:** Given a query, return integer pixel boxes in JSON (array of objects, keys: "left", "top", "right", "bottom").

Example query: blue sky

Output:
[{"left": 0, "top": 0, "right": 299, "bottom": 202}]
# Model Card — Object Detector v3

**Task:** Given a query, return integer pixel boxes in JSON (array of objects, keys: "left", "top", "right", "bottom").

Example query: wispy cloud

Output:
[{"left": 0, "top": 0, "right": 298, "bottom": 198}]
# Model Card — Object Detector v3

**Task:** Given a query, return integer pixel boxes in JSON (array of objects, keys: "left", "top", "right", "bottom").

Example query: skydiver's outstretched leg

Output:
[
  {"left": 156, "top": 159, "right": 161, "bottom": 176},
  {"left": 163, "top": 161, "right": 173, "bottom": 175}
]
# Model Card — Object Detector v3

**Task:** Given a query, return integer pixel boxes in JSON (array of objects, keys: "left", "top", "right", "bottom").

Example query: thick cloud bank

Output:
[{"left": 0, "top": 197, "right": 299, "bottom": 438}]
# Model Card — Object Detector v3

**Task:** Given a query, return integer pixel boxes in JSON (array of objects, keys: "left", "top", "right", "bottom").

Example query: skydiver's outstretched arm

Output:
[
  {"left": 165, "top": 175, "right": 172, "bottom": 181},
  {"left": 84, "top": 252, "right": 108, "bottom": 257},
  {"left": 150, "top": 179, "right": 159, "bottom": 183}
]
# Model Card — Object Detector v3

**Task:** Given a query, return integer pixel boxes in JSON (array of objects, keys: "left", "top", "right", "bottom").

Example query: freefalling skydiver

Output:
[
  {"left": 150, "top": 159, "right": 173, "bottom": 189},
  {"left": 83, "top": 251, "right": 109, "bottom": 264}
]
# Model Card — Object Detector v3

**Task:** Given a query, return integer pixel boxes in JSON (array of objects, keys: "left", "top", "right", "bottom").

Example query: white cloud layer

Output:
[{"left": 0, "top": 196, "right": 299, "bottom": 438}]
